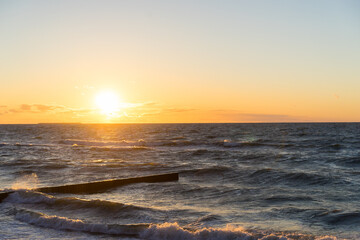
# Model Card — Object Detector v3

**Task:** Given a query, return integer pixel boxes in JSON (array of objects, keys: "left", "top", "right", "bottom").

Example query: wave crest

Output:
[
  {"left": 12, "top": 204, "right": 340, "bottom": 240},
  {"left": 141, "top": 222, "right": 339, "bottom": 240}
]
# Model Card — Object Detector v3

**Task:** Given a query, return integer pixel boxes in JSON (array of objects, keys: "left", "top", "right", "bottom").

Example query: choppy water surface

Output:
[{"left": 1, "top": 123, "right": 360, "bottom": 239}]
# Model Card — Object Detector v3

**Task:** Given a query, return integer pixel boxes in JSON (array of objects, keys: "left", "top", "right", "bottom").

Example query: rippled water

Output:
[{"left": 1, "top": 123, "right": 360, "bottom": 239}]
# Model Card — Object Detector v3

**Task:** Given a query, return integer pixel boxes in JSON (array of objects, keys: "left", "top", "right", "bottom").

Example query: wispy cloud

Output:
[
  {"left": 122, "top": 105, "right": 196, "bottom": 118},
  {"left": 10, "top": 104, "right": 66, "bottom": 113},
  {"left": 61, "top": 108, "right": 97, "bottom": 118},
  {"left": 20, "top": 104, "right": 32, "bottom": 111},
  {"left": 0, "top": 105, "right": 7, "bottom": 115},
  {"left": 0, "top": 103, "right": 308, "bottom": 123},
  {"left": 33, "top": 104, "right": 64, "bottom": 112},
  {"left": 162, "top": 108, "right": 197, "bottom": 113},
  {"left": 213, "top": 110, "right": 307, "bottom": 122}
]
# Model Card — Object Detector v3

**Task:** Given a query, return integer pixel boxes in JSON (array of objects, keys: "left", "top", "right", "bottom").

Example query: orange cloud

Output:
[
  {"left": 20, "top": 104, "right": 32, "bottom": 111},
  {"left": 0, "top": 102, "right": 308, "bottom": 123},
  {"left": 212, "top": 110, "right": 307, "bottom": 122},
  {"left": 8, "top": 104, "right": 65, "bottom": 113},
  {"left": 162, "top": 108, "right": 197, "bottom": 113},
  {"left": 33, "top": 104, "right": 64, "bottom": 112},
  {"left": 0, "top": 105, "right": 7, "bottom": 115}
]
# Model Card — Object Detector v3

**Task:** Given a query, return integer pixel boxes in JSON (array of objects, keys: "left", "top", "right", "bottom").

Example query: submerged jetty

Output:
[{"left": 0, "top": 172, "right": 179, "bottom": 203}]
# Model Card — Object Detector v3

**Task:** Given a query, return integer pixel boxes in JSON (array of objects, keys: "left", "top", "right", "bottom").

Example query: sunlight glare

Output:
[{"left": 95, "top": 90, "right": 120, "bottom": 115}]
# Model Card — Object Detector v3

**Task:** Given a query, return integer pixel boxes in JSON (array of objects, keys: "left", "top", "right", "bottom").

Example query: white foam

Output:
[
  {"left": 223, "top": 139, "right": 241, "bottom": 147},
  {"left": 13, "top": 209, "right": 341, "bottom": 240},
  {"left": 7, "top": 191, "right": 341, "bottom": 240},
  {"left": 11, "top": 173, "right": 39, "bottom": 190},
  {"left": 142, "top": 222, "right": 263, "bottom": 240},
  {"left": 140, "top": 222, "right": 340, "bottom": 240}
]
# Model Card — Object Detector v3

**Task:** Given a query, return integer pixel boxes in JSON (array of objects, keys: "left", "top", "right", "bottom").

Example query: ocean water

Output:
[{"left": 1, "top": 123, "right": 360, "bottom": 240}]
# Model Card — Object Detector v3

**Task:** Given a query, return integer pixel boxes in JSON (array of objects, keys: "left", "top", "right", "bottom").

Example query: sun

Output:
[{"left": 95, "top": 90, "right": 120, "bottom": 115}]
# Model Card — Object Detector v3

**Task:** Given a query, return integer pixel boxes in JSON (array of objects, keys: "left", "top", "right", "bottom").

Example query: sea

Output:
[{"left": 1, "top": 123, "right": 360, "bottom": 240}]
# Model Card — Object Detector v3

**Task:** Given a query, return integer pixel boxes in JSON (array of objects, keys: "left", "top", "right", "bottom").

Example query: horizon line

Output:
[{"left": 0, "top": 121, "right": 359, "bottom": 125}]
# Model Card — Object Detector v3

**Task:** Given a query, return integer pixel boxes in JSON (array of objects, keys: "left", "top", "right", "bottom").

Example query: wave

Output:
[
  {"left": 15, "top": 208, "right": 147, "bottom": 237},
  {"left": 59, "top": 139, "right": 142, "bottom": 147},
  {"left": 60, "top": 138, "right": 285, "bottom": 149},
  {"left": 141, "top": 222, "right": 338, "bottom": 240},
  {"left": 181, "top": 166, "right": 232, "bottom": 176},
  {"left": 89, "top": 146, "right": 152, "bottom": 152},
  {"left": 1, "top": 159, "right": 32, "bottom": 167},
  {"left": 87, "top": 161, "right": 161, "bottom": 169},
  {"left": 158, "top": 141, "right": 195, "bottom": 147},
  {"left": 61, "top": 137, "right": 297, "bottom": 152},
  {"left": 284, "top": 172, "right": 334, "bottom": 185},
  {"left": 217, "top": 139, "right": 294, "bottom": 148},
  {"left": 191, "top": 149, "right": 211, "bottom": 156},
  {"left": 313, "top": 210, "right": 360, "bottom": 226},
  {"left": 221, "top": 139, "right": 242, "bottom": 147},
  {"left": 195, "top": 214, "right": 222, "bottom": 223},
  {"left": 60, "top": 138, "right": 199, "bottom": 148},
  {"left": 6, "top": 190, "right": 151, "bottom": 214},
  {"left": 14, "top": 209, "right": 339, "bottom": 240},
  {"left": 8, "top": 142, "right": 54, "bottom": 147},
  {"left": 1, "top": 160, "right": 68, "bottom": 170},
  {"left": 264, "top": 195, "right": 315, "bottom": 203},
  {"left": 336, "top": 156, "right": 360, "bottom": 166},
  {"left": 59, "top": 139, "right": 153, "bottom": 152},
  {"left": 57, "top": 137, "right": 301, "bottom": 150},
  {"left": 318, "top": 143, "right": 344, "bottom": 152},
  {"left": 248, "top": 168, "right": 345, "bottom": 186},
  {"left": 326, "top": 212, "right": 360, "bottom": 225},
  {"left": 329, "top": 144, "right": 343, "bottom": 150},
  {"left": 39, "top": 163, "right": 69, "bottom": 170}
]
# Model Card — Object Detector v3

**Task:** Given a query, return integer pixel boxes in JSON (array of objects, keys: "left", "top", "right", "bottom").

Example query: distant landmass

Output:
[{"left": 37, "top": 122, "right": 82, "bottom": 124}]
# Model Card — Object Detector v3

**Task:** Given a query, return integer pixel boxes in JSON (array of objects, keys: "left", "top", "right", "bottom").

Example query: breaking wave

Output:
[
  {"left": 14, "top": 210, "right": 340, "bottom": 240},
  {"left": 141, "top": 222, "right": 339, "bottom": 240},
  {"left": 89, "top": 146, "right": 152, "bottom": 152}
]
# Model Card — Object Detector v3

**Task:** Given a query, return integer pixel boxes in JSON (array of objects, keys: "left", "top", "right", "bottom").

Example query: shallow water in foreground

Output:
[{"left": 1, "top": 123, "right": 360, "bottom": 239}]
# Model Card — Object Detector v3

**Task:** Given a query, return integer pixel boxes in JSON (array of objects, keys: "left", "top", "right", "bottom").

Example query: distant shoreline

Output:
[{"left": 37, "top": 123, "right": 82, "bottom": 125}]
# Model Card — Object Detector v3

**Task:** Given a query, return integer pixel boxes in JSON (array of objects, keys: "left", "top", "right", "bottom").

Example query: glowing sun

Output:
[{"left": 95, "top": 90, "right": 120, "bottom": 115}]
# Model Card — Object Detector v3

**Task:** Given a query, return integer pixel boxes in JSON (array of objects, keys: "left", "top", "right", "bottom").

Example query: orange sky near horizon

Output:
[{"left": 1, "top": 0, "right": 359, "bottom": 124}]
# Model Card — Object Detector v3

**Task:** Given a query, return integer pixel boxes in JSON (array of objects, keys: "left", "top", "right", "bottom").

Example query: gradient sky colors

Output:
[{"left": 1, "top": 0, "right": 359, "bottom": 123}]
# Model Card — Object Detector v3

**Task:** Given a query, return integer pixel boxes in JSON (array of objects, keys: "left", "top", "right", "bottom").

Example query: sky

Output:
[{"left": 0, "top": 0, "right": 359, "bottom": 123}]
